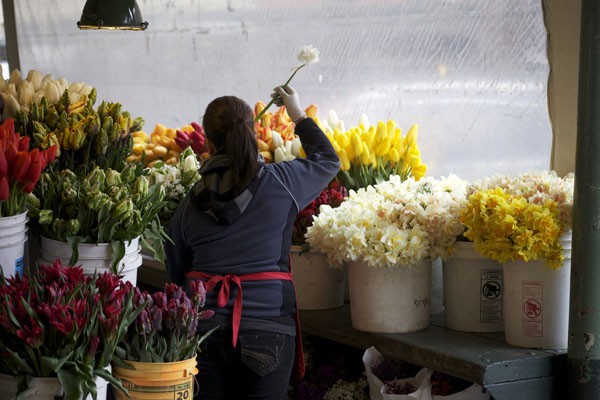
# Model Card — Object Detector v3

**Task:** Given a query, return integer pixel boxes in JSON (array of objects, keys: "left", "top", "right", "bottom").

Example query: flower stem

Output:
[{"left": 254, "top": 64, "right": 306, "bottom": 122}]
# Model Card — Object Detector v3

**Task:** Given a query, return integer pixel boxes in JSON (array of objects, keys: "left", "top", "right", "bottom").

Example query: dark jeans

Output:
[{"left": 195, "top": 327, "right": 295, "bottom": 400}]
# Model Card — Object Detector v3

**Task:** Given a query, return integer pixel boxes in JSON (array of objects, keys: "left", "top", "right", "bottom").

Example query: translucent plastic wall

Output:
[{"left": 14, "top": 0, "right": 550, "bottom": 180}]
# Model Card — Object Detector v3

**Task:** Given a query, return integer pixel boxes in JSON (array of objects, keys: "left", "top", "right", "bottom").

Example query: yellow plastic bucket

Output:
[{"left": 112, "top": 357, "right": 198, "bottom": 400}]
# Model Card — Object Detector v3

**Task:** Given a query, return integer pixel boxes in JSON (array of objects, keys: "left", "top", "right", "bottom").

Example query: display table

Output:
[{"left": 299, "top": 305, "right": 566, "bottom": 400}]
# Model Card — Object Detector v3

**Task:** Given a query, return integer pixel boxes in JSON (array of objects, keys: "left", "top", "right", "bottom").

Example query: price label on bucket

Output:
[
  {"left": 118, "top": 380, "right": 193, "bottom": 400},
  {"left": 15, "top": 256, "right": 24, "bottom": 276},
  {"left": 521, "top": 280, "right": 543, "bottom": 337},
  {"left": 480, "top": 269, "right": 503, "bottom": 323}
]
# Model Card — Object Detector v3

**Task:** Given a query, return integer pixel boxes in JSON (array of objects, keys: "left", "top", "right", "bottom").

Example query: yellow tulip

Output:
[
  {"left": 375, "top": 136, "right": 391, "bottom": 157},
  {"left": 360, "top": 146, "right": 371, "bottom": 165},
  {"left": 387, "top": 120, "right": 397, "bottom": 138},
  {"left": 370, "top": 151, "right": 378, "bottom": 169},
  {"left": 375, "top": 121, "right": 387, "bottom": 144},
  {"left": 351, "top": 131, "right": 363, "bottom": 155},
  {"left": 359, "top": 123, "right": 366, "bottom": 133},
  {"left": 343, "top": 139, "right": 355, "bottom": 162},
  {"left": 392, "top": 127, "right": 402, "bottom": 145},
  {"left": 299, "top": 146, "right": 306, "bottom": 158},
  {"left": 407, "top": 153, "right": 421, "bottom": 168},
  {"left": 388, "top": 147, "right": 400, "bottom": 163},
  {"left": 339, "top": 148, "right": 350, "bottom": 171},
  {"left": 406, "top": 124, "right": 419, "bottom": 147},
  {"left": 331, "top": 140, "right": 342, "bottom": 154},
  {"left": 154, "top": 124, "right": 167, "bottom": 136}
]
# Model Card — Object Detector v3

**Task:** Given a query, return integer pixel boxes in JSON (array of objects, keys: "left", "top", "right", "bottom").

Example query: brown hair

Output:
[{"left": 203, "top": 96, "right": 259, "bottom": 190}]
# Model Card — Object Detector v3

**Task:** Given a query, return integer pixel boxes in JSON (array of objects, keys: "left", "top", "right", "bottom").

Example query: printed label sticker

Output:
[
  {"left": 522, "top": 280, "right": 543, "bottom": 337},
  {"left": 480, "top": 269, "right": 503, "bottom": 323}
]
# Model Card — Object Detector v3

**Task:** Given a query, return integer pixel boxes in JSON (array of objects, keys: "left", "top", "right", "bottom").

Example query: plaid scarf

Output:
[{"left": 190, "top": 154, "right": 264, "bottom": 224}]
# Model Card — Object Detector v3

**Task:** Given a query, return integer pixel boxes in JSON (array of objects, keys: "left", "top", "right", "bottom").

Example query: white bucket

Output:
[
  {"left": 348, "top": 259, "right": 431, "bottom": 333},
  {"left": 290, "top": 246, "right": 345, "bottom": 310},
  {"left": 0, "top": 368, "right": 108, "bottom": 400},
  {"left": 0, "top": 237, "right": 27, "bottom": 278},
  {"left": 38, "top": 236, "right": 142, "bottom": 285},
  {"left": 0, "top": 212, "right": 28, "bottom": 235},
  {"left": 430, "top": 257, "right": 444, "bottom": 315},
  {"left": 443, "top": 241, "right": 504, "bottom": 332},
  {"left": 503, "top": 234, "right": 571, "bottom": 349},
  {"left": 0, "top": 226, "right": 28, "bottom": 246}
]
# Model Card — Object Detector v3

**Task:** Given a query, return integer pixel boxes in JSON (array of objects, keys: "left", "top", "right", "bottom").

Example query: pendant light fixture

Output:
[{"left": 77, "top": 0, "right": 148, "bottom": 30}]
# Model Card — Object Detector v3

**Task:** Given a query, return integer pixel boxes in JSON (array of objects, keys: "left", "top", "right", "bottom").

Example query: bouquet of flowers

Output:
[
  {"left": 0, "top": 260, "right": 144, "bottom": 400},
  {"left": 146, "top": 147, "right": 201, "bottom": 226},
  {"left": 114, "top": 282, "right": 215, "bottom": 363},
  {"left": 315, "top": 111, "right": 427, "bottom": 191},
  {"left": 292, "top": 182, "right": 348, "bottom": 252},
  {"left": 460, "top": 171, "right": 574, "bottom": 269},
  {"left": 0, "top": 119, "right": 56, "bottom": 217},
  {"left": 254, "top": 102, "right": 308, "bottom": 163},
  {"left": 16, "top": 89, "right": 143, "bottom": 175},
  {"left": 27, "top": 162, "right": 170, "bottom": 270},
  {"left": 306, "top": 174, "right": 468, "bottom": 268}
]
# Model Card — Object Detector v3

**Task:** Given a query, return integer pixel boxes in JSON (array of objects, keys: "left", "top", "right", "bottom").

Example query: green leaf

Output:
[
  {"left": 94, "top": 368, "right": 130, "bottom": 397},
  {"left": 6, "top": 348, "right": 35, "bottom": 375},
  {"left": 110, "top": 240, "right": 126, "bottom": 274},
  {"left": 67, "top": 235, "right": 82, "bottom": 266},
  {"left": 40, "top": 351, "right": 73, "bottom": 375},
  {"left": 57, "top": 368, "right": 84, "bottom": 400}
]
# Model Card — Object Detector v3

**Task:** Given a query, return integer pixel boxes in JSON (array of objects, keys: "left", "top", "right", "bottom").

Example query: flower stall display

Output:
[
  {"left": 0, "top": 67, "right": 94, "bottom": 119},
  {"left": 291, "top": 182, "right": 348, "bottom": 310},
  {"left": 314, "top": 110, "right": 428, "bottom": 191},
  {"left": 307, "top": 175, "right": 468, "bottom": 333},
  {"left": 460, "top": 171, "right": 574, "bottom": 349},
  {"left": 0, "top": 118, "right": 57, "bottom": 276},
  {"left": 112, "top": 282, "right": 216, "bottom": 400},
  {"left": 27, "top": 163, "right": 169, "bottom": 282},
  {"left": 146, "top": 147, "right": 201, "bottom": 227},
  {"left": 0, "top": 260, "right": 145, "bottom": 400}
]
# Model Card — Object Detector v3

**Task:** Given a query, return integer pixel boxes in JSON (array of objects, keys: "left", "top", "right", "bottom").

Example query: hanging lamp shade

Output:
[{"left": 77, "top": 0, "right": 148, "bottom": 30}]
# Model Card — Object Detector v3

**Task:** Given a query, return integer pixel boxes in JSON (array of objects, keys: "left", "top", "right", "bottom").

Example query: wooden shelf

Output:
[{"left": 299, "top": 305, "right": 566, "bottom": 399}]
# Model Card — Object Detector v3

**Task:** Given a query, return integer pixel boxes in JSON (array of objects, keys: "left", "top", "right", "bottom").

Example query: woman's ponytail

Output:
[{"left": 203, "top": 96, "right": 258, "bottom": 191}]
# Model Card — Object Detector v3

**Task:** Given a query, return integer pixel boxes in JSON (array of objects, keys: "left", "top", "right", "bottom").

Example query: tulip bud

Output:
[
  {"left": 271, "top": 130, "right": 284, "bottom": 149},
  {"left": 4, "top": 94, "right": 20, "bottom": 117},
  {"left": 0, "top": 176, "right": 8, "bottom": 201},
  {"left": 0, "top": 151, "right": 7, "bottom": 175},
  {"left": 38, "top": 209, "right": 54, "bottom": 225},
  {"left": 274, "top": 147, "right": 285, "bottom": 163},
  {"left": 104, "top": 169, "right": 122, "bottom": 187},
  {"left": 375, "top": 137, "right": 391, "bottom": 157},
  {"left": 183, "top": 154, "right": 199, "bottom": 173},
  {"left": 66, "top": 219, "right": 80, "bottom": 235},
  {"left": 27, "top": 70, "right": 43, "bottom": 91},
  {"left": 8, "top": 69, "right": 21, "bottom": 87},
  {"left": 112, "top": 199, "right": 133, "bottom": 220},
  {"left": 328, "top": 109, "right": 339, "bottom": 129},
  {"left": 406, "top": 124, "right": 419, "bottom": 147},
  {"left": 304, "top": 104, "right": 317, "bottom": 118},
  {"left": 291, "top": 137, "right": 302, "bottom": 157},
  {"left": 13, "top": 152, "right": 31, "bottom": 180}
]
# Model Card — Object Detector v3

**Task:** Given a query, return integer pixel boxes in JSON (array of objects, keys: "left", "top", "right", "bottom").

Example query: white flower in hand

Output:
[{"left": 297, "top": 45, "right": 320, "bottom": 65}]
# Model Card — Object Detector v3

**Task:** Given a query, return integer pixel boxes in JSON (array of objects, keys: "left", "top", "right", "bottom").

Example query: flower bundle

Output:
[
  {"left": 147, "top": 147, "right": 201, "bottom": 226},
  {"left": 1, "top": 68, "right": 94, "bottom": 118},
  {"left": 115, "top": 282, "right": 215, "bottom": 363},
  {"left": 0, "top": 259, "right": 144, "bottom": 400},
  {"left": 15, "top": 89, "right": 144, "bottom": 174},
  {"left": 306, "top": 175, "right": 468, "bottom": 268},
  {"left": 0, "top": 119, "right": 57, "bottom": 217},
  {"left": 175, "top": 122, "right": 208, "bottom": 159},
  {"left": 460, "top": 171, "right": 574, "bottom": 269},
  {"left": 315, "top": 111, "right": 427, "bottom": 191},
  {"left": 292, "top": 181, "right": 348, "bottom": 251},
  {"left": 27, "top": 162, "right": 170, "bottom": 271}
]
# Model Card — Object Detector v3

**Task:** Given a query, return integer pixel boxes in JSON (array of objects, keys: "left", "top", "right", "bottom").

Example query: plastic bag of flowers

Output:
[
  {"left": 381, "top": 368, "right": 433, "bottom": 400},
  {"left": 0, "top": 259, "right": 144, "bottom": 400},
  {"left": 111, "top": 282, "right": 216, "bottom": 399},
  {"left": 363, "top": 346, "right": 423, "bottom": 400}
]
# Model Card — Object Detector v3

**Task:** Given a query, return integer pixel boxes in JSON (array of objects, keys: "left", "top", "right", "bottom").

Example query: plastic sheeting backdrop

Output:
[{"left": 14, "top": 0, "right": 550, "bottom": 180}]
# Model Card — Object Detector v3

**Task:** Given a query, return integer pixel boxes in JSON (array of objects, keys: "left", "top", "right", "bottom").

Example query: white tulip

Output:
[
  {"left": 70, "top": 82, "right": 82, "bottom": 94},
  {"left": 285, "top": 139, "right": 293, "bottom": 155},
  {"left": 291, "top": 137, "right": 302, "bottom": 157},
  {"left": 271, "top": 130, "right": 284, "bottom": 149},
  {"left": 336, "top": 121, "right": 345, "bottom": 133},
  {"left": 8, "top": 69, "right": 21, "bottom": 86},
  {"left": 6, "top": 83, "right": 17, "bottom": 98},
  {"left": 18, "top": 86, "right": 33, "bottom": 106},
  {"left": 4, "top": 94, "right": 20, "bottom": 117},
  {"left": 80, "top": 84, "right": 93, "bottom": 95},
  {"left": 274, "top": 147, "right": 286, "bottom": 163},
  {"left": 297, "top": 45, "right": 320, "bottom": 66},
  {"left": 42, "top": 74, "right": 53, "bottom": 84},
  {"left": 328, "top": 109, "right": 339, "bottom": 129},
  {"left": 358, "top": 113, "right": 369, "bottom": 128},
  {"left": 58, "top": 77, "right": 69, "bottom": 91},
  {"left": 45, "top": 82, "right": 60, "bottom": 104},
  {"left": 26, "top": 70, "right": 43, "bottom": 91},
  {"left": 70, "top": 92, "right": 81, "bottom": 102},
  {"left": 0, "top": 78, "right": 6, "bottom": 91},
  {"left": 33, "top": 91, "right": 44, "bottom": 104},
  {"left": 183, "top": 154, "right": 199, "bottom": 173}
]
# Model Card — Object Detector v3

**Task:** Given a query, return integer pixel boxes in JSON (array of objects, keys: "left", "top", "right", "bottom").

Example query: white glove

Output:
[{"left": 271, "top": 85, "right": 306, "bottom": 123}]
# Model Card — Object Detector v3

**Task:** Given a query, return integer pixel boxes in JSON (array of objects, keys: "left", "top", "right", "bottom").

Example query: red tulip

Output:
[
  {"left": 0, "top": 151, "right": 7, "bottom": 175},
  {"left": 0, "top": 176, "right": 8, "bottom": 201},
  {"left": 18, "top": 136, "right": 30, "bottom": 152},
  {"left": 45, "top": 145, "right": 57, "bottom": 166},
  {"left": 12, "top": 152, "right": 31, "bottom": 181},
  {"left": 5, "top": 144, "right": 17, "bottom": 166}
]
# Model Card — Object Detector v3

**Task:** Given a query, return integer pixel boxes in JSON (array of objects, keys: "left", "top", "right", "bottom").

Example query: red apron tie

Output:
[{"left": 185, "top": 267, "right": 305, "bottom": 381}]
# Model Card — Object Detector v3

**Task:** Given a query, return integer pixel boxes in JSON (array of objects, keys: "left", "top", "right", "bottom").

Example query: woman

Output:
[{"left": 165, "top": 85, "right": 340, "bottom": 400}]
